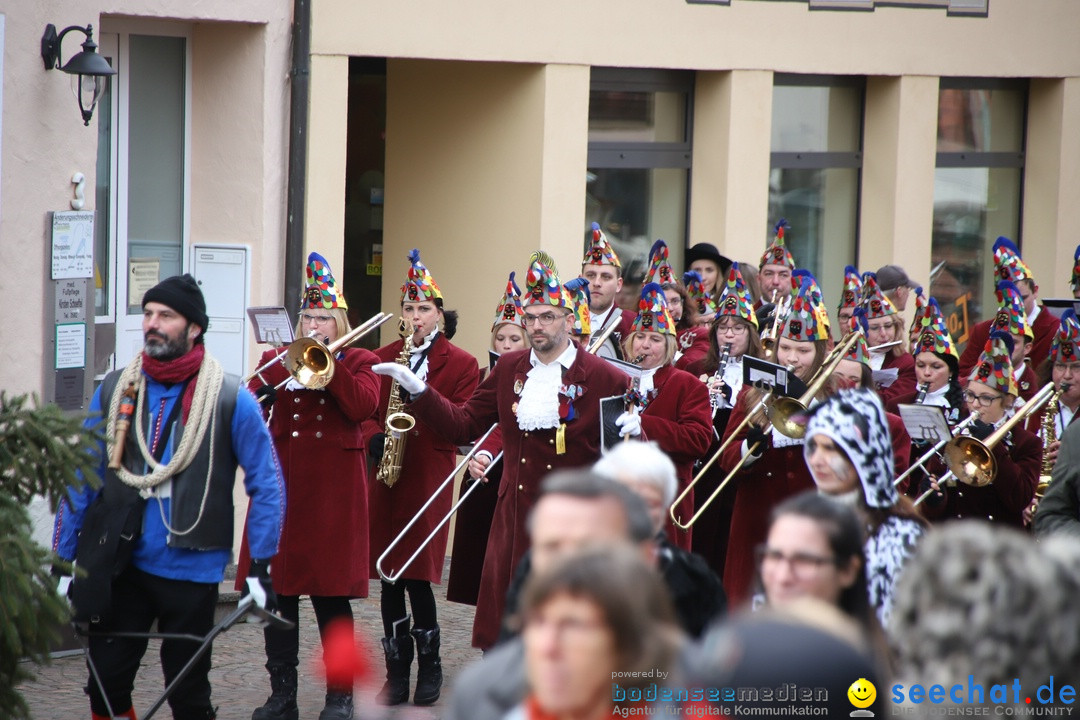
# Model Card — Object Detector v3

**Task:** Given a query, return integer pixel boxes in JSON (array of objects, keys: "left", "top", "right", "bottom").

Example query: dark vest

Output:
[{"left": 98, "top": 366, "right": 239, "bottom": 550}]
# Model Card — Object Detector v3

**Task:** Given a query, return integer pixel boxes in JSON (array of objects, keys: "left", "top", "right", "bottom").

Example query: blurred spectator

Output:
[{"left": 876, "top": 264, "right": 915, "bottom": 312}]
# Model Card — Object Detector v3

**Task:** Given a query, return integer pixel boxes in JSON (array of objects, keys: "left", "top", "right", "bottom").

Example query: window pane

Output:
[
  {"left": 127, "top": 35, "right": 186, "bottom": 314},
  {"left": 937, "top": 87, "right": 1024, "bottom": 153},
  {"left": 768, "top": 167, "right": 859, "bottom": 307},
  {"left": 585, "top": 167, "right": 688, "bottom": 305},
  {"left": 588, "top": 90, "right": 687, "bottom": 144},
  {"left": 930, "top": 167, "right": 1022, "bottom": 349},
  {"left": 771, "top": 85, "right": 861, "bottom": 153}
]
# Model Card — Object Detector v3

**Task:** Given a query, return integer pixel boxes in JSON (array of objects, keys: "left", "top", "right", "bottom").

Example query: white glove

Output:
[
  {"left": 56, "top": 574, "right": 73, "bottom": 600},
  {"left": 616, "top": 411, "right": 642, "bottom": 438},
  {"left": 372, "top": 362, "right": 427, "bottom": 396}
]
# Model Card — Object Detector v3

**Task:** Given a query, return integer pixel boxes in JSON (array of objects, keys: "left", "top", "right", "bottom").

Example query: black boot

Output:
[
  {"left": 251, "top": 664, "right": 298, "bottom": 720},
  {"left": 375, "top": 633, "right": 414, "bottom": 705},
  {"left": 411, "top": 625, "right": 443, "bottom": 706},
  {"left": 317, "top": 690, "right": 354, "bottom": 720}
]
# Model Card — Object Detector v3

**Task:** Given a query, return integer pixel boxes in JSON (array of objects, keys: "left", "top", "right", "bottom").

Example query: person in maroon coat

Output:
[
  {"left": 863, "top": 272, "right": 917, "bottom": 406},
  {"left": 645, "top": 239, "right": 710, "bottom": 371},
  {"left": 582, "top": 223, "right": 636, "bottom": 359},
  {"left": 374, "top": 252, "right": 633, "bottom": 650},
  {"left": 958, "top": 237, "right": 1059, "bottom": 378},
  {"left": 240, "top": 252, "right": 382, "bottom": 720},
  {"left": 919, "top": 332, "right": 1041, "bottom": 528},
  {"left": 620, "top": 282, "right": 713, "bottom": 551},
  {"left": 364, "top": 250, "right": 480, "bottom": 706}
]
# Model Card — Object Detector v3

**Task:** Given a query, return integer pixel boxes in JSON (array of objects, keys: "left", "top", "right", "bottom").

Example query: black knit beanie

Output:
[{"left": 142, "top": 274, "right": 209, "bottom": 333}]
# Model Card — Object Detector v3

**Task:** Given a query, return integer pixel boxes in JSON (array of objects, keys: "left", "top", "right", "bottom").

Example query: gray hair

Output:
[
  {"left": 530, "top": 469, "right": 655, "bottom": 543},
  {"left": 593, "top": 440, "right": 678, "bottom": 509}
]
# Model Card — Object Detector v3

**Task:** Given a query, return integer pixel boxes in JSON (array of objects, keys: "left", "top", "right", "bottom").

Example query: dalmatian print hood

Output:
[{"left": 804, "top": 388, "right": 898, "bottom": 509}]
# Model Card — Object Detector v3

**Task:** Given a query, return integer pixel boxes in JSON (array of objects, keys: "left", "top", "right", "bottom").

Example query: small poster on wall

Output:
[
  {"left": 51, "top": 211, "right": 95, "bottom": 280},
  {"left": 128, "top": 258, "right": 160, "bottom": 307}
]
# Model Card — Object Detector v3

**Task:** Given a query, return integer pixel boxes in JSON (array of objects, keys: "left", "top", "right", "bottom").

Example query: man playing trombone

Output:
[{"left": 373, "top": 251, "right": 631, "bottom": 650}]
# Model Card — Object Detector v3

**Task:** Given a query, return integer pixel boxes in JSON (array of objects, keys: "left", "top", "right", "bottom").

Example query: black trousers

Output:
[
  {"left": 264, "top": 594, "right": 353, "bottom": 687},
  {"left": 86, "top": 565, "right": 218, "bottom": 720}
]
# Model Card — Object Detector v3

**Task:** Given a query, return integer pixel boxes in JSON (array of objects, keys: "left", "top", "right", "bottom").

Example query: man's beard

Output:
[{"left": 144, "top": 331, "right": 190, "bottom": 361}]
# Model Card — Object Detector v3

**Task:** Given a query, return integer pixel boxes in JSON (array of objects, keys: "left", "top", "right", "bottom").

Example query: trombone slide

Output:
[
  {"left": 892, "top": 412, "right": 979, "bottom": 488},
  {"left": 376, "top": 423, "right": 500, "bottom": 583}
]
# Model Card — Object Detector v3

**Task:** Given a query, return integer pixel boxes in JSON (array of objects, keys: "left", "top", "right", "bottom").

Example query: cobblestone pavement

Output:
[{"left": 17, "top": 561, "right": 482, "bottom": 720}]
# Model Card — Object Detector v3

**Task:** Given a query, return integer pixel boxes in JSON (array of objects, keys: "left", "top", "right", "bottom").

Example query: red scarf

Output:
[{"left": 141, "top": 344, "right": 205, "bottom": 423}]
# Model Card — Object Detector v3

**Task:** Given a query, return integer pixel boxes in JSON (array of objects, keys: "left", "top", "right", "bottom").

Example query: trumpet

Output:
[
  {"left": 247, "top": 312, "right": 393, "bottom": 398},
  {"left": 770, "top": 332, "right": 861, "bottom": 439},
  {"left": 942, "top": 382, "right": 1058, "bottom": 489},
  {"left": 377, "top": 423, "right": 500, "bottom": 583},
  {"left": 893, "top": 411, "right": 980, "bottom": 488}
]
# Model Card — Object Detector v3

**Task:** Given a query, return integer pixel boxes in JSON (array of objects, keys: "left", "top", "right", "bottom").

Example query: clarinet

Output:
[
  {"left": 914, "top": 382, "right": 930, "bottom": 404},
  {"left": 708, "top": 343, "right": 733, "bottom": 417}
]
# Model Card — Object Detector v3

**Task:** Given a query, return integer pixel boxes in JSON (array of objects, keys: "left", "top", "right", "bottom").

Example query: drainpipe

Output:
[{"left": 283, "top": 0, "right": 310, "bottom": 317}]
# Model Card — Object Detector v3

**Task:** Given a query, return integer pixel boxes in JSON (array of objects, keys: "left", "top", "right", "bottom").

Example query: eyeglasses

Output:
[
  {"left": 716, "top": 323, "right": 749, "bottom": 336},
  {"left": 522, "top": 312, "right": 561, "bottom": 327},
  {"left": 757, "top": 546, "right": 837, "bottom": 578},
  {"left": 963, "top": 391, "right": 1002, "bottom": 407},
  {"left": 301, "top": 313, "right": 334, "bottom": 325}
]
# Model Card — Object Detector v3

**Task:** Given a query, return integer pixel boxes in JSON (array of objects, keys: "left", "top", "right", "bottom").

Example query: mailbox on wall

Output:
[{"left": 190, "top": 244, "right": 249, "bottom": 378}]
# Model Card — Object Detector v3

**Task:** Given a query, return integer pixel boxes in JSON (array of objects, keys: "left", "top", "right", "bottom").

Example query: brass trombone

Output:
[
  {"left": 892, "top": 411, "right": 979, "bottom": 488},
  {"left": 377, "top": 423, "right": 500, "bottom": 583},
  {"left": 769, "top": 332, "right": 861, "bottom": 439}
]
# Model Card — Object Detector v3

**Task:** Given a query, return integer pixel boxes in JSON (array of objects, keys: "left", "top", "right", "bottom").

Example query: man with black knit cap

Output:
[{"left": 53, "top": 274, "right": 286, "bottom": 720}]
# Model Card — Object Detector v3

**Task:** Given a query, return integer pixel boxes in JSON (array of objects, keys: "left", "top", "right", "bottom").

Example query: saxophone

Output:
[
  {"left": 1035, "top": 383, "right": 1068, "bottom": 499},
  {"left": 376, "top": 318, "right": 417, "bottom": 488}
]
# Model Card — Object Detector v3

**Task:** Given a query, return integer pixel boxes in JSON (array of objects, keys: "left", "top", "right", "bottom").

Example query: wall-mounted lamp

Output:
[{"left": 41, "top": 23, "right": 117, "bottom": 126}]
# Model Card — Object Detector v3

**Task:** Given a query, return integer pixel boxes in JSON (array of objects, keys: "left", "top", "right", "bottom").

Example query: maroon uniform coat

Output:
[
  {"left": 639, "top": 365, "right": 713, "bottom": 551},
  {"left": 408, "top": 344, "right": 629, "bottom": 649},
  {"left": 674, "top": 326, "right": 711, "bottom": 372},
  {"left": 720, "top": 386, "right": 814, "bottom": 607},
  {"left": 878, "top": 352, "right": 917, "bottom": 407},
  {"left": 237, "top": 346, "right": 381, "bottom": 597},
  {"left": 958, "top": 308, "right": 1059, "bottom": 381},
  {"left": 446, "top": 418, "right": 502, "bottom": 606},
  {"left": 364, "top": 335, "right": 480, "bottom": 585},
  {"left": 919, "top": 425, "right": 1041, "bottom": 527}
]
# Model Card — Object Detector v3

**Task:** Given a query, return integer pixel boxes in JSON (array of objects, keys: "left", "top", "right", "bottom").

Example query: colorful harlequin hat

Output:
[
  {"left": 644, "top": 239, "right": 677, "bottom": 286},
  {"left": 969, "top": 331, "right": 1017, "bottom": 396},
  {"left": 630, "top": 282, "right": 677, "bottom": 336},
  {"left": 992, "top": 237, "right": 1033, "bottom": 284},
  {"left": 303, "top": 252, "right": 347, "bottom": 310},
  {"left": 1071, "top": 245, "right": 1080, "bottom": 292},
  {"left": 838, "top": 266, "right": 862, "bottom": 311},
  {"left": 990, "top": 280, "right": 1033, "bottom": 340},
  {"left": 400, "top": 249, "right": 443, "bottom": 304},
  {"left": 781, "top": 277, "right": 830, "bottom": 343},
  {"left": 912, "top": 297, "right": 959, "bottom": 361},
  {"left": 1050, "top": 309, "right": 1080, "bottom": 365},
  {"left": 524, "top": 250, "right": 573, "bottom": 309},
  {"left": 715, "top": 262, "right": 758, "bottom": 329},
  {"left": 861, "top": 272, "right": 897, "bottom": 319},
  {"left": 759, "top": 218, "right": 796, "bottom": 271},
  {"left": 907, "top": 285, "right": 927, "bottom": 346},
  {"left": 563, "top": 276, "right": 592, "bottom": 336},
  {"left": 582, "top": 222, "right": 621, "bottom": 268},
  {"left": 844, "top": 308, "right": 871, "bottom": 365},
  {"left": 683, "top": 270, "right": 718, "bottom": 317},
  {"left": 492, "top": 271, "right": 525, "bottom": 331},
  {"left": 793, "top": 269, "right": 831, "bottom": 339}
]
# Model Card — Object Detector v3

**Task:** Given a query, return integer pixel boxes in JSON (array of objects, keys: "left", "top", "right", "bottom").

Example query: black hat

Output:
[
  {"left": 685, "top": 243, "right": 733, "bottom": 277},
  {"left": 142, "top": 274, "right": 209, "bottom": 333}
]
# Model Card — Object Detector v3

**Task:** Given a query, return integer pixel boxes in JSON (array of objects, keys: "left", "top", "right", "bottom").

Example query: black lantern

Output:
[{"left": 41, "top": 23, "right": 117, "bottom": 126}]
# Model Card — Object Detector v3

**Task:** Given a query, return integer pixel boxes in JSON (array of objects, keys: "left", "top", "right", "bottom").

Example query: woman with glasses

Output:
[
  {"left": 619, "top": 283, "right": 713, "bottom": 551},
  {"left": 862, "top": 273, "right": 917, "bottom": 407},
  {"left": 242, "top": 253, "right": 382, "bottom": 720},
  {"left": 682, "top": 262, "right": 763, "bottom": 577},
  {"left": 919, "top": 332, "right": 1041, "bottom": 528},
  {"left": 801, "top": 388, "right": 927, "bottom": 626},
  {"left": 365, "top": 250, "right": 480, "bottom": 706},
  {"left": 720, "top": 276, "right": 831, "bottom": 607},
  {"left": 885, "top": 298, "right": 964, "bottom": 422}
]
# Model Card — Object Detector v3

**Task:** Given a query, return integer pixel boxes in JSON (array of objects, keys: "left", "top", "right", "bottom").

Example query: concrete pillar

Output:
[{"left": 305, "top": 53, "right": 350, "bottom": 276}]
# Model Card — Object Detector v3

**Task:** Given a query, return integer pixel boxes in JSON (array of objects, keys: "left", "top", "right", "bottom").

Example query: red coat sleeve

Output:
[
  {"left": 879, "top": 353, "right": 917, "bottom": 406},
  {"left": 990, "top": 428, "right": 1041, "bottom": 515},
  {"left": 887, "top": 412, "right": 912, "bottom": 493},
  {"left": 640, "top": 368, "right": 713, "bottom": 464},
  {"left": 324, "top": 348, "right": 383, "bottom": 423}
]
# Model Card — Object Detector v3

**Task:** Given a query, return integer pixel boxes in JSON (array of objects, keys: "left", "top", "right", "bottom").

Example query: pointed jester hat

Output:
[
  {"left": 844, "top": 308, "right": 871, "bottom": 365},
  {"left": 492, "top": 271, "right": 525, "bottom": 331},
  {"left": 992, "top": 237, "right": 1033, "bottom": 285},
  {"left": 303, "top": 251, "right": 348, "bottom": 310},
  {"left": 582, "top": 222, "right": 622, "bottom": 268},
  {"left": 912, "top": 297, "right": 958, "bottom": 361},
  {"left": 760, "top": 218, "right": 796, "bottom": 271},
  {"left": 861, "top": 272, "right": 897, "bottom": 319},
  {"left": 990, "top": 280, "right": 1033, "bottom": 340},
  {"left": 563, "top": 276, "right": 592, "bottom": 336},
  {"left": 715, "top": 262, "right": 758, "bottom": 329},
  {"left": 969, "top": 330, "right": 1017, "bottom": 397},
  {"left": 793, "top": 269, "right": 831, "bottom": 339},
  {"left": 631, "top": 282, "right": 677, "bottom": 336},
  {"left": 644, "top": 239, "right": 677, "bottom": 286},
  {"left": 781, "top": 277, "right": 830, "bottom": 343},
  {"left": 683, "top": 270, "right": 719, "bottom": 317},
  {"left": 838, "top": 265, "right": 863, "bottom": 312},
  {"left": 1072, "top": 245, "right": 1080, "bottom": 293},
  {"left": 401, "top": 249, "right": 443, "bottom": 304},
  {"left": 1050, "top": 309, "right": 1080, "bottom": 365},
  {"left": 524, "top": 250, "right": 573, "bottom": 309}
]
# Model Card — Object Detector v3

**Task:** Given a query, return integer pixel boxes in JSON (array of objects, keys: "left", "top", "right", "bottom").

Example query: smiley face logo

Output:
[{"left": 847, "top": 678, "right": 876, "bottom": 709}]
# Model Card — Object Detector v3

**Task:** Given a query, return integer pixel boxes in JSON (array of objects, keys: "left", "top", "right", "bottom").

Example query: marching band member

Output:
[
  {"left": 374, "top": 251, "right": 630, "bottom": 650},
  {"left": 988, "top": 280, "right": 1038, "bottom": 403},
  {"left": 683, "top": 262, "right": 763, "bottom": 577},
  {"left": 919, "top": 331, "right": 1041, "bottom": 528},
  {"left": 684, "top": 241, "right": 733, "bottom": 301},
  {"left": 887, "top": 297, "right": 964, "bottom": 424},
  {"left": 683, "top": 269, "right": 719, "bottom": 323},
  {"left": 757, "top": 219, "right": 797, "bottom": 309},
  {"left": 958, "top": 237, "right": 1058, "bottom": 377},
  {"left": 242, "top": 253, "right": 380, "bottom": 720},
  {"left": 803, "top": 388, "right": 928, "bottom": 626},
  {"left": 446, "top": 273, "right": 531, "bottom": 607},
  {"left": 581, "top": 222, "right": 635, "bottom": 359},
  {"left": 835, "top": 265, "right": 862, "bottom": 339},
  {"left": 620, "top": 282, "right": 713, "bottom": 551},
  {"left": 645, "top": 239, "right": 710, "bottom": 368},
  {"left": 862, "top": 272, "right": 917, "bottom": 406},
  {"left": 720, "top": 276, "right": 829, "bottom": 606},
  {"left": 365, "top": 250, "right": 480, "bottom": 706}
]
